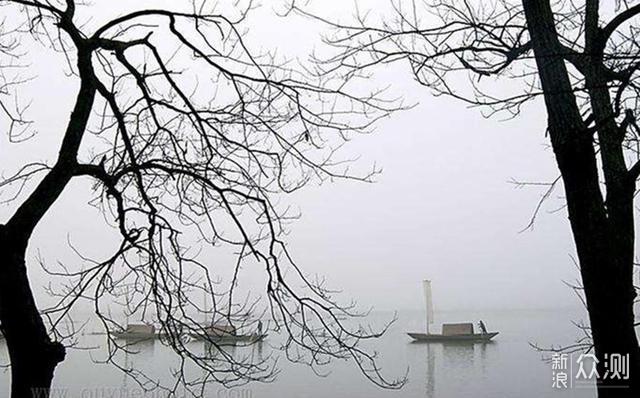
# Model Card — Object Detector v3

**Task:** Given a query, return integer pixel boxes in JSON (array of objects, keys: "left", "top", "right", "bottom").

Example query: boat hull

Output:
[
  {"left": 407, "top": 332, "right": 498, "bottom": 342},
  {"left": 189, "top": 333, "right": 267, "bottom": 344},
  {"left": 112, "top": 332, "right": 158, "bottom": 341}
]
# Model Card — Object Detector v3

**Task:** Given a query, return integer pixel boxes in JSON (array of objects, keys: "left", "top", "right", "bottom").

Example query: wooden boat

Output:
[
  {"left": 407, "top": 280, "right": 498, "bottom": 343},
  {"left": 192, "top": 333, "right": 267, "bottom": 344},
  {"left": 408, "top": 331, "right": 499, "bottom": 342},
  {"left": 113, "top": 324, "right": 158, "bottom": 340},
  {"left": 191, "top": 293, "right": 267, "bottom": 344},
  {"left": 189, "top": 324, "right": 267, "bottom": 344}
]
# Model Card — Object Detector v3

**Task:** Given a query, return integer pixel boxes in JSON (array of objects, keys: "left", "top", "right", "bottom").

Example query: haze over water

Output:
[
  {"left": 1, "top": 307, "right": 596, "bottom": 397},
  {"left": 0, "top": 1, "right": 625, "bottom": 397}
]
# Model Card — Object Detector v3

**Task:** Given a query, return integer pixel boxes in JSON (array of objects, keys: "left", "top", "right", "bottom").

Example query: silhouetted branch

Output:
[{"left": 0, "top": 0, "right": 406, "bottom": 394}]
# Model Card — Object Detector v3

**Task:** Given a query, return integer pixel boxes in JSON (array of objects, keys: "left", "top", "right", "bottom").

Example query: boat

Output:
[
  {"left": 408, "top": 329, "right": 499, "bottom": 342},
  {"left": 189, "top": 323, "right": 267, "bottom": 344},
  {"left": 111, "top": 287, "right": 160, "bottom": 341},
  {"left": 110, "top": 317, "right": 267, "bottom": 344},
  {"left": 407, "top": 280, "right": 498, "bottom": 343},
  {"left": 189, "top": 292, "right": 267, "bottom": 344},
  {"left": 113, "top": 323, "right": 158, "bottom": 340}
]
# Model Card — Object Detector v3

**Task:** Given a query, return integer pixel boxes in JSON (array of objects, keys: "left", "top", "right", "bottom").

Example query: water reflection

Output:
[
  {"left": 411, "top": 341, "right": 497, "bottom": 398},
  {"left": 426, "top": 344, "right": 435, "bottom": 398},
  {"left": 0, "top": 310, "right": 592, "bottom": 398},
  {"left": 120, "top": 338, "right": 156, "bottom": 359},
  {"left": 442, "top": 342, "right": 475, "bottom": 368}
]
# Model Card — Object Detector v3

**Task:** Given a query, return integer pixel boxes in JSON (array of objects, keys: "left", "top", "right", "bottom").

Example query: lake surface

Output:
[{"left": 0, "top": 308, "right": 598, "bottom": 397}]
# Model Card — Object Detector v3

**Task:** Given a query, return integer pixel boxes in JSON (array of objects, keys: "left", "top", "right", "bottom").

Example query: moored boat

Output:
[
  {"left": 408, "top": 331, "right": 499, "bottom": 342},
  {"left": 189, "top": 324, "right": 267, "bottom": 344},
  {"left": 113, "top": 323, "right": 157, "bottom": 340},
  {"left": 407, "top": 280, "right": 498, "bottom": 343}
]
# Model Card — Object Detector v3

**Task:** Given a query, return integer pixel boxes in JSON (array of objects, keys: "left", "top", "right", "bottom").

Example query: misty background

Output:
[{"left": 0, "top": 0, "right": 582, "bottom": 317}]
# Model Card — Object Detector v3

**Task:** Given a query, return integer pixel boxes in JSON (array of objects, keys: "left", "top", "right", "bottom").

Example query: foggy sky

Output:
[{"left": 0, "top": 0, "right": 587, "bottom": 316}]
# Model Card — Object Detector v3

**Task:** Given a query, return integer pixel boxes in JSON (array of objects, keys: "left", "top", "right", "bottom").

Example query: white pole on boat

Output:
[{"left": 423, "top": 279, "right": 434, "bottom": 334}]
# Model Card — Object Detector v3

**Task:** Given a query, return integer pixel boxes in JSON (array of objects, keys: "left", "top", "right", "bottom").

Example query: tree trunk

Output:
[
  {"left": 523, "top": 1, "right": 640, "bottom": 396},
  {"left": 0, "top": 226, "right": 66, "bottom": 398},
  {"left": 583, "top": 253, "right": 640, "bottom": 396},
  {"left": 0, "top": 46, "right": 96, "bottom": 397}
]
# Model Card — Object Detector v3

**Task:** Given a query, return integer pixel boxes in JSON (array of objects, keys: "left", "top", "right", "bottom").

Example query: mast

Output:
[{"left": 423, "top": 279, "right": 434, "bottom": 334}]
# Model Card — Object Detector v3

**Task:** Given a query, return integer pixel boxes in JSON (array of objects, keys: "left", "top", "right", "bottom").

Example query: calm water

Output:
[{"left": 0, "top": 308, "right": 597, "bottom": 397}]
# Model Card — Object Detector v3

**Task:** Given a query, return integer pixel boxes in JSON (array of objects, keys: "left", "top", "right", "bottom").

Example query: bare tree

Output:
[
  {"left": 0, "top": 1, "right": 404, "bottom": 397},
  {"left": 290, "top": 0, "right": 640, "bottom": 395}
]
